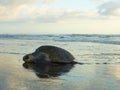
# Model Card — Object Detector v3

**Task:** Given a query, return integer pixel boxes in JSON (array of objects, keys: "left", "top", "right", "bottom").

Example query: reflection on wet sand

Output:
[
  {"left": 110, "top": 65, "right": 120, "bottom": 80},
  {"left": 23, "top": 63, "right": 74, "bottom": 78}
]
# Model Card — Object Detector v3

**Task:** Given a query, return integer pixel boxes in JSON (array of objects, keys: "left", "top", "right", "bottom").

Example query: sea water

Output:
[{"left": 0, "top": 34, "right": 120, "bottom": 90}]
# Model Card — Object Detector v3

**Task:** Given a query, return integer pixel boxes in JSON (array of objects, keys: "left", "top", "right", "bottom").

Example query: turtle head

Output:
[
  {"left": 23, "top": 52, "right": 50, "bottom": 63},
  {"left": 23, "top": 53, "right": 35, "bottom": 63}
]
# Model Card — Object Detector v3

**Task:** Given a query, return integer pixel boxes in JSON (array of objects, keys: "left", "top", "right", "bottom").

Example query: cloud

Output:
[
  {"left": 98, "top": 1, "right": 120, "bottom": 17},
  {"left": 0, "top": 0, "right": 36, "bottom": 6},
  {"left": 0, "top": 0, "right": 59, "bottom": 22},
  {"left": 0, "top": 0, "right": 120, "bottom": 23},
  {"left": 0, "top": 5, "right": 99, "bottom": 23},
  {"left": 41, "top": 0, "right": 59, "bottom": 4},
  {"left": 0, "top": 4, "right": 99, "bottom": 23},
  {"left": 24, "top": 9, "right": 99, "bottom": 23},
  {"left": 0, "top": 6, "right": 22, "bottom": 21},
  {"left": 92, "top": 0, "right": 109, "bottom": 3},
  {"left": 0, "top": 0, "right": 37, "bottom": 21},
  {"left": 0, "top": 0, "right": 96, "bottom": 23},
  {"left": 0, "top": 0, "right": 58, "bottom": 6}
]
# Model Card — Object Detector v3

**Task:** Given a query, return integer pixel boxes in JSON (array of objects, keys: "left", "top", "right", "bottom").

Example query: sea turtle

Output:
[{"left": 23, "top": 45, "right": 77, "bottom": 64}]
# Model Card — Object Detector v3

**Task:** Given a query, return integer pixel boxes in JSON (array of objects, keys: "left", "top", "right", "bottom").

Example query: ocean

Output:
[{"left": 0, "top": 34, "right": 120, "bottom": 90}]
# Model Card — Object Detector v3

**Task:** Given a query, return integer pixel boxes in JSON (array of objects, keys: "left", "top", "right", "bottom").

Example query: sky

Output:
[{"left": 0, "top": 0, "right": 120, "bottom": 34}]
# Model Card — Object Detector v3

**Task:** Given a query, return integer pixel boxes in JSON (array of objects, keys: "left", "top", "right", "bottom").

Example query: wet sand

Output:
[{"left": 1, "top": 53, "right": 120, "bottom": 90}]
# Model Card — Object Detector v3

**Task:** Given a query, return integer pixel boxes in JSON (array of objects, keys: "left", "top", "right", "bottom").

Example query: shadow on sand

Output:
[{"left": 23, "top": 63, "right": 74, "bottom": 78}]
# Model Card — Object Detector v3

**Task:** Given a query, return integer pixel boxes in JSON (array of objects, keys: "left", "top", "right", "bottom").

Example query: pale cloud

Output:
[
  {"left": 55, "top": 10, "right": 98, "bottom": 23},
  {"left": 92, "top": 0, "right": 120, "bottom": 18},
  {"left": 92, "top": 0, "right": 109, "bottom": 3},
  {"left": 0, "top": 0, "right": 120, "bottom": 23},
  {"left": 0, "top": 5, "right": 100, "bottom": 23},
  {"left": 0, "top": 0, "right": 36, "bottom": 6},
  {"left": 0, "top": 0, "right": 120, "bottom": 34},
  {"left": 98, "top": 1, "right": 120, "bottom": 19},
  {"left": 41, "top": 0, "right": 59, "bottom": 4},
  {"left": 18, "top": 9, "right": 93, "bottom": 23},
  {"left": 0, "top": 0, "right": 36, "bottom": 21},
  {"left": 0, "top": 0, "right": 58, "bottom": 6},
  {"left": 0, "top": 6, "right": 20, "bottom": 21},
  {"left": 31, "top": 9, "right": 100, "bottom": 23},
  {"left": 0, "top": 0, "right": 59, "bottom": 22}
]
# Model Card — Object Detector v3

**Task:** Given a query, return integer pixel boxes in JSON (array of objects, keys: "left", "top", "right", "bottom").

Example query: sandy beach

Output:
[{"left": 0, "top": 34, "right": 120, "bottom": 90}]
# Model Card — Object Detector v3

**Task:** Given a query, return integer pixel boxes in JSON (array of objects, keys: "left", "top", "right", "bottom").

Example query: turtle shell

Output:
[{"left": 34, "top": 45, "right": 75, "bottom": 63}]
